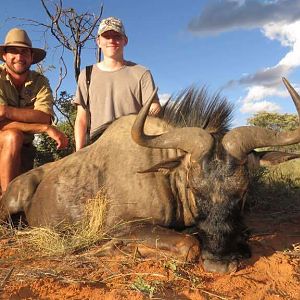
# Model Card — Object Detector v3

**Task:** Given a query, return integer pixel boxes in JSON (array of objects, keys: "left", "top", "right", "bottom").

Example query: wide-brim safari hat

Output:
[{"left": 0, "top": 28, "right": 46, "bottom": 64}]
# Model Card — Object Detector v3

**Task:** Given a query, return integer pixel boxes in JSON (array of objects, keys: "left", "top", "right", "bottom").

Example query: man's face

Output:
[
  {"left": 2, "top": 46, "right": 33, "bottom": 75},
  {"left": 97, "top": 30, "right": 128, "bottom": 59}
]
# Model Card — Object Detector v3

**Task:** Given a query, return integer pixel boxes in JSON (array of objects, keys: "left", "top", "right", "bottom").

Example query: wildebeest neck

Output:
[{"left": 167, "top": 159, "right": 200, "bottom": 229}]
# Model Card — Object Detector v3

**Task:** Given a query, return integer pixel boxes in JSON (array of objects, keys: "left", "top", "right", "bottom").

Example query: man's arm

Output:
[
  {"left": 0, "top": 120, "right": 68, "bottom": 149},
  {"left": 0, "top": 105, "right": 51, "bottom": 124},
  {"left": 140, "top": 70, "right": 161, "bottom": 116},
  {"left": 74, "top": 105, "right": 88, "bottom": 151}
]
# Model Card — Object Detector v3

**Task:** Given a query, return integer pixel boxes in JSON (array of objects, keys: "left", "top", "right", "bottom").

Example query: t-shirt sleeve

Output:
[
  {"left": 140, "top": 70, "right": 159, "bottom": 105},
  {"left": 34, "top": 76, "right": 54, "bottom": 117}
]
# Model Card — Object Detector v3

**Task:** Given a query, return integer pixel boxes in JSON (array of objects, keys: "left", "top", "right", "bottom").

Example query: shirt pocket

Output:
[{"left": 20, "top": 96, "right": 36, "bottom": 108}]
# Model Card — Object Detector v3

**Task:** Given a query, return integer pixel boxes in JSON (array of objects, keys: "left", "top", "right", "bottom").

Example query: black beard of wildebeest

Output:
[
  {"left": 161, "top": 89, "right": 251, "bottom": 262},
  {"left": 1, "top": 78, "right": 300, "bottom": 274},
  {"left": 189, "top": 151, "right": 251, "bottom": 261}
]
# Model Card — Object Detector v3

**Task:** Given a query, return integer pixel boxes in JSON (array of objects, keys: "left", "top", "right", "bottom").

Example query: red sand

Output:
[{"left": 1, "top": 214, "right": 299, "bottom": 300}]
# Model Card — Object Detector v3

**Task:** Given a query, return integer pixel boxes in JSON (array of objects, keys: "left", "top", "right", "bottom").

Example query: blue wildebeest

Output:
[{"left": 1, "top": 78, "right": 300, "bottom": 273}]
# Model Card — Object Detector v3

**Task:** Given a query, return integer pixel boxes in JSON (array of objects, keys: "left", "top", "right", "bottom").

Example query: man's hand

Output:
[
  {"left": 149, "top": 102, "right": 161, "bottom": 116},
  {"left": 45, "top": 126, "right": 69, "bottom": 150}
]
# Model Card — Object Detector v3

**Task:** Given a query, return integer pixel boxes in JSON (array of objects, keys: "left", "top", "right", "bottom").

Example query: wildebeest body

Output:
[
  {"left": 25, "top": 117, "right": 193, "bottom": 228},
  {"left": 1, "top": 79, "right": 300, "bottom": 273}
]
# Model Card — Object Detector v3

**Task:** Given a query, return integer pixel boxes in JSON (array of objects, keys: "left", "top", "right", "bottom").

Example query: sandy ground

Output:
[{"left": 0, "top": 211, "right": 299, "bottom": 300}]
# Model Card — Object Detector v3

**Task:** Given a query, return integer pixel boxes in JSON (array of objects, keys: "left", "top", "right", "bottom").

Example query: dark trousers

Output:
[{"left": 21, "top": 143, "right": 36, "bottom": 173}]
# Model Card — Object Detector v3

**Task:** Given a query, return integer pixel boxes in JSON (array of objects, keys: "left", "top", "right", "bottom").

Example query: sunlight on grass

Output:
[
  {"left": 247, "top": 159, "right": 300, "bottom": 212},
  {"left": 16, "top": 189, "right": 108, "bottom": 256},
  {"left": 267, "top": 159, "right": 300, "bottom": 186}
]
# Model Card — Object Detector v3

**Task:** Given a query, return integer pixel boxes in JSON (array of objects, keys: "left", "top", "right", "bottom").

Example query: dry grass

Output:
[
  {"left": 16, "top": 189, "right": 109, "bottom": 256},
  {"left": 246, "top": 159, "right": 300, "bottom": 213}
]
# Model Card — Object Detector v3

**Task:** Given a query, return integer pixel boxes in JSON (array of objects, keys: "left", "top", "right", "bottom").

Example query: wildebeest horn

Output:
[
  {"left": 131, "top": 87, "right": 214, "bottom": 159},
  {"left": 283, "top": 77, "right": 300, "bottom": 116},
  {"left": 222, "top": 77, "right": 300, "bottom": 160}
]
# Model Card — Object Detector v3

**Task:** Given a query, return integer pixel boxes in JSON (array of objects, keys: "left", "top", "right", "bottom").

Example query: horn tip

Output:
[{"left": 282, "top": 77, "right": 290, "bottom": 88}]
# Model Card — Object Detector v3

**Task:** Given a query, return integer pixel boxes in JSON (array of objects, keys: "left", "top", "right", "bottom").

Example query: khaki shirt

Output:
[
  {"left": 0, "top": 64, "right": 54, "bottom": 143},
  {"left": 0, "top": 64, "right": 54, "bottom": 114}
]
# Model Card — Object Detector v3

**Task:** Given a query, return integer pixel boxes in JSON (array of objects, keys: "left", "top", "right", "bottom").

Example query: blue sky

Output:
[{"left": 1, "top": 0, "right": 300, "bottom": 126}]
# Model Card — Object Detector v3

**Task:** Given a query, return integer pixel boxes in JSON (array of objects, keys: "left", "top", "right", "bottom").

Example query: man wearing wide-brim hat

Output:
[{"left": 0, "top": 28, "right": 68, "bottom": 195}]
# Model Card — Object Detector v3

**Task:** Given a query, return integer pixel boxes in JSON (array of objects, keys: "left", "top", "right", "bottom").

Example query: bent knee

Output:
[
  {"left": 0, "top": 129, "right": 24, "bottom": 148},
  {"left": 175, "top": 235, "right": 201, "bottom": 262}
]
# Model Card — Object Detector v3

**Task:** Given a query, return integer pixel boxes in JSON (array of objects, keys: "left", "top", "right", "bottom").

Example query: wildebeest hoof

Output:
[{"left": 202, "top": 259, "right": 238, "bottom": 274}]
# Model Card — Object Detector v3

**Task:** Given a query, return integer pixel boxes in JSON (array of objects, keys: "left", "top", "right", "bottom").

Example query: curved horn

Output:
[
  {"left": 282, "top": 77, "right": 300, "bottom": 116},
  {"left": 222, "top": 77, "right": 300, "bottom": 160},
  {"left": 131, "top": 88, "right": 214, "bottom": 159}
]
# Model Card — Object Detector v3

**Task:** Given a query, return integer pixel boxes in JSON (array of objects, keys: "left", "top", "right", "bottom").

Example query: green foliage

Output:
[
  {"left": 130, "top": 277, "right": 157, "bottom": 298},
  {"left": 54, "top": 91, "right": 77, "bottom": 123},
  {"left": 247, "top": 111, "right": 300, "bottom": 153},
  {"left": 34, "top": 91, "right": 76, "bottom": 166},
  {"left": 247, "top": 111, "right": 299, "bottom": 131}
]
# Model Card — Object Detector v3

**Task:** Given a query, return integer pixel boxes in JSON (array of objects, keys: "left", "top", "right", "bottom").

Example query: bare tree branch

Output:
[{"left": 15, "top": 0, "right": 103, "bottom": 81}]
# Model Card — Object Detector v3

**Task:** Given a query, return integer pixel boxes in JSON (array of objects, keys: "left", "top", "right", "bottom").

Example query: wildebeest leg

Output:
[
  {"left": 99, "top": 224, "right": 200, "bottom": 262},
  {"left": 0, "top": 167, "right": 44, "bottom": 223}
]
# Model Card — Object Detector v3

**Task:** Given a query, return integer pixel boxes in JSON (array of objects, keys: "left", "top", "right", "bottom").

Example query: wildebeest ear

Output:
[
  {"left": 248, "top": 150, "right": 300, "bottom": 169},
  {"left": 138, "top": 155, "right": 185, "bottom": 174}
]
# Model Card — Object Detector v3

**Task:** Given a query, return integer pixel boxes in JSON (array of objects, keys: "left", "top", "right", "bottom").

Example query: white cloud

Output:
[
  {"left": 158, "top": 93, "right": 171, "bottom": 105},
  {"left": 188, "top": 1, "right": 300, "bottom": 115},
  {"left": 239, "top": 85, "right": 284, "bottom": 113},
  {"left": 240, "top": 100, "right": 280, "bottom": 113},
  {"left": 242, "top": 85, "right": 287, "bottom": 103},
  {"left": 225, "top": 18, "right": 300, "bottom": 89},
  {"left": 263, "top": 21, "right": 300, "bottom": 67},
  {"left": 188, "top": 0, "right": 300, "bottom": 36},
  {"left": 237, "top": 20, "right": 300, "bottom": 112}
]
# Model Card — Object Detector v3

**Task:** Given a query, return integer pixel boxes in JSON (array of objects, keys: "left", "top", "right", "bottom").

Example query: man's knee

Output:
[{"left": 1, "top": 129, "right": 24, "bottom": 150}]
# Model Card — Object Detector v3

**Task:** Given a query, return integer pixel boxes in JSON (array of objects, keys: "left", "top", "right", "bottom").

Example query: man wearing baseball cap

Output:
[
  {"left": 0, "top": 28, "right": 68, "bottom": 194},
  {"left": 74, "top": 17, "right": 161, "bottom": 150}
]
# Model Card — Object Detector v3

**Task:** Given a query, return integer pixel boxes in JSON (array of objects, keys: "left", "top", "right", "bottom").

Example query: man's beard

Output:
[{"left": 6, "top": 62, "right": 30, "bottom": 75}]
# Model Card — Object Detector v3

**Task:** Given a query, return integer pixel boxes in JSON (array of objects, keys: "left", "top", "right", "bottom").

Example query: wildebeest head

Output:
[{"left": 132, "top": 78, "right": 300, "bottom": 272}]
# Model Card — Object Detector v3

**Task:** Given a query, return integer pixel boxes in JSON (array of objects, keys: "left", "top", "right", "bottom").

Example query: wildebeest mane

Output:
[{"left": 161, "top": 87, "right": 234, "bottom": 136}]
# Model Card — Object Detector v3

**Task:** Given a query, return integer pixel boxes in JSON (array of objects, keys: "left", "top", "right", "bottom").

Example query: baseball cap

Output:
[{"left": 98, "top": 17, "right": 126, "bottom": 36}]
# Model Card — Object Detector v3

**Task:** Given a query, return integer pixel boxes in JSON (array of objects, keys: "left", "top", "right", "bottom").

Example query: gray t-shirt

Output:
[{"left": 73, "top": 61, "right": 159, "bottom": 139}]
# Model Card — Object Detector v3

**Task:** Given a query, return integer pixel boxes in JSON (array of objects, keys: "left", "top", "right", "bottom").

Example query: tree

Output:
[
  {"left": 12, "top": 0, "right": 104, "bottom": 165},
  {"left": 34, "top": 91, "right": 76, "bottom": 166},
  {"left": 15, "top": 0, "right": 103, "bottom": 81},
  {"left": 39, "top": 0, "right": 103, "bottom": 81},
  {"left": 247, "top": 111, "right": 300, "bottom": 152}
]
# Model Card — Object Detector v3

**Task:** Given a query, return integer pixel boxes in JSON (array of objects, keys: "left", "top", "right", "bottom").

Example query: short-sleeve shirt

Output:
[
  {"left": 0, "top": 64, "right": 54, "bottom": 143},
  {"left": 73, "top": 61, "right": 159, "bottom": 139},
  {"left": 0, "top": 64, "right": 54, "bottom": 115}
]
